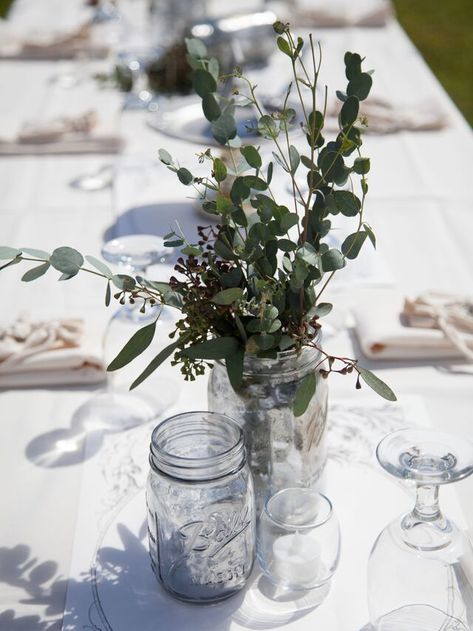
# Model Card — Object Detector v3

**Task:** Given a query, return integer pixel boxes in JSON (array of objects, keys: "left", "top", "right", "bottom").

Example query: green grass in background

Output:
[
  {"left": 0, "top": 0, "right": 471, "bottom": 123},
  {"left": 0, "top": 0, "right": 13, "bottom": 18},
  {"left": 393, "top": 0, "right": 473, "bottom": 124}
]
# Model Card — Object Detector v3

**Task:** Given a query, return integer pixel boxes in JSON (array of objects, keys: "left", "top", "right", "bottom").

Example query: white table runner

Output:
[{"left": 62, "top": 397, "right": 467, "bottom": 631}]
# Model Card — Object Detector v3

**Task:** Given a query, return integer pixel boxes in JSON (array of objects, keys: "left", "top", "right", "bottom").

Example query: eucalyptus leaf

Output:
[
  {"left": 177, "top": 168, "right": 194, "bottom": 185},
  {"left": 272, "top": 151, "right": 289, "bottom": 172},
  {"left": 280, "top": 212, "right": 299, "bottom": 232},
  {"left": 112, "top": 274, "right": 136, "bottom": 291},
  {"left": 212, "top": 111, "right": 237, "bottom": 145},
  {"left": 105, "top": 280, "right": 111, "bottom": 307},
  {"left": 318, "top": 150, "right": 344, "bottom": 182},
  {"left": 278, "top": 239, "right": 297, "bottom": 252},
  {"left": 164, "top": 239, "right": 184, "bottom": 247},
  {"left": 277, "top": 36, "right": 292, "bottom": 57},
  {"left": 181, "top": 245, "right": 202, "bottom": 256},
  {"left": 0, "top": 246, "right": 21, "bottom": 260},
  {"left": 202, "top": 93, "right": 221, "bottom": 122},
  {"left": 328, "top": 190, "right": 361, "bottom": 217},
  {"left": 255, "top": 333, "right": 275, "bottom": 351},
  {"left": 340, "top": 95, "right": 359, "bottom": 127},
  {"left": 341, "top": 231, "right": 368, "bottom": 259},
  {"left": 321, "top": 248, "right": 345, "bottom": 271},
  {"left": 211, "top": 287, "right": 244, "bottom": 305},
  {"left": 313, "top": 302, "right": 333, "bottom": 317},
  {"left": 225, "top": 348, "right": 244, "bottom": 389},
  {"left": 21, "top": 248, "right": 50, "bottom": 260},
  {"left": 49, "top": 247, "right": 84, "bottom": 277},
  {"left": 230, "top": 178, "right": 250, "bottom": 203},
  {"left": 242, "top": 175, "right": 267, "bottom": 191},
  {"left": 297, "top": 243, "right": 319, "bottom": 267},
  {"left": 240, "top": 145, "right": 262, "bottom": 169},
  {"left": 289, "top": 145, "right": 300, "bottom": 174},
  {"left": 185, "top": 37, "right": 207, "bottom": 59},
  {"left": 213, "top": 158, "right": 227, "bottom": 182},
  {"left": 130, "top": 340, "right": 181, "bottom": 390},
  {"left": 158, "top": 148, "right": 173, "bottom": 166},
  {"left": 214, "top": 239, "right": 235, "bottom": 260},
  {"left": 208, "top": 57, "right": 219, "bottom": 81},
  {"left": 85, "top": 255, "right": 113, "bottom": 279},
  {"left": 21, "top": 262, "right": 50, "bottom": 282},
  {"left": 363, "top": 223, "right": 376, "bottom": 248},
  {"left": 353, "top": 157, "right": 370, "bottom": 175},
  {"left": 344, "top": 52, "right": 362, "bottom": 80},
  {"left": 184, "top": 336, "right": 239, "bottom": 360},
  {"left": 108, "top": 320, "right": 157, "bottom": 371},
  {"left": 192, "top": 69, "right": 217, "bottom": 97},
  {"left": 293, "top": 372, "right": 316, "bottom": 417},
  {"left": 358, "top": 367, "right": 397, "bottom": 401},
  {"left": 347, "top": 73, "right": 373, "bottom": 101}
]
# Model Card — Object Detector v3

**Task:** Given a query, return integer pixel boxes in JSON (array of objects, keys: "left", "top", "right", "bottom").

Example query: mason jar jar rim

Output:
[{"left": 149, "top": 411, "right": 246, "bottom": 481}]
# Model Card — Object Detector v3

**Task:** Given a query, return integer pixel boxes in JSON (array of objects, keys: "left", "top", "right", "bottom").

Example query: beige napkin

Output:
[
  {"left": 353, "top": 289, "right": 473, "bottom": 360},
  {"left": 0, "top": 21, "right": 109, "bottom": 60},
  {"left": 326, "top": 97, "right": 449, "bottom": 134},
  {"left": 0, "top": 315, "right": 106, "bottom": 387},
  {"left": 0, "top": 110, "right": 123, "bottom": 156},
  {"left": 287, "top": 0, "right": 393, "bottom": 28}
]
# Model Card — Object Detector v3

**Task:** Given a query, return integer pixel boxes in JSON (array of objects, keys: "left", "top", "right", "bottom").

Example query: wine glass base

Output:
[
  {"left": 72, "top": 391, "right": 161, "bottom": 432},
  {"left": 372, "top": 604, "right": 468, "bottom": 630},
  {"left": 376, "top": 429, "right": 473, "bottom": 484}
]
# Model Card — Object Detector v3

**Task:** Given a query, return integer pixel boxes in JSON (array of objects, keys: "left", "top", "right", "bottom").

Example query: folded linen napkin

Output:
[
  {"left": 353, "top": 289, "right": 473, "bottom": 360},
  {"left": 325, "top": 97, "right": 448, "bottom": 134},
  {"left": 0, "top": 110, "right": 123, "bottom": 156},
  {"left": 287, "top": 0, "right": 393, "bottom": 28},
  {"left": 0, "top": 315, "right": 106, "bottom": 387},
  {"left": 0, "top": 21, "right": 109, "bottom": 60}
]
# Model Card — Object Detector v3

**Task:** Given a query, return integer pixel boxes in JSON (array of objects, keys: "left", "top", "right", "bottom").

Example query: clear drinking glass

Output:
[
  {"left": 257, "top": 488, "right": 340, "bottom": 597},
  {"left": 116, "top": 48, "right": 157, "bottom": 110},
  {"left": 367, "top": 429, "right": 473, "bottom": 630},
  {"left": 146, "top": 411, "right": 256, "bottom": 602}
]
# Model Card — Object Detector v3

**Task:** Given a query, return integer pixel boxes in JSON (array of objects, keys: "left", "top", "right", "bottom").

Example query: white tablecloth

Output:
[{"left": 0, "top": 1, "right": 472, "bottom": 629}]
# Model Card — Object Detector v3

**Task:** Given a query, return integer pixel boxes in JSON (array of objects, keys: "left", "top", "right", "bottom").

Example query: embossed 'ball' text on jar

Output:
[{"left": 146, "top": 411, "right": 256, "bottom": 603}]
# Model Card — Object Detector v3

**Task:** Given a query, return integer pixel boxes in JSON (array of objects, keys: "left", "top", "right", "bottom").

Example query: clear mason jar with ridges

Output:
[{"left": 146, "top": 411, "right": 256, "bottom": 603}]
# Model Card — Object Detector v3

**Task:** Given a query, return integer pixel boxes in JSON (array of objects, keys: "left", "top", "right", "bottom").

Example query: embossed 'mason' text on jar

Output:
[{"left": 146, "top": 411, "right": 256, "bottom": 603}]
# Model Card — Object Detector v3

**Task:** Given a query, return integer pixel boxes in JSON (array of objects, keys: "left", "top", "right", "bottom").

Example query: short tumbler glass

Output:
[
  {"left": 146, "top": 411, "right": 256, "bottom": 603},
  {"left": 257, "top": 488, "right": 340, "bottom": 592}
]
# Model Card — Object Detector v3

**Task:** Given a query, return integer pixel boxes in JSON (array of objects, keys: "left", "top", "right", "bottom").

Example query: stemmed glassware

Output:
[
  {"left": 367, "top": 428, "right": 473, "bottom": 630},
  {"left": 70, "top": 233, "right": 175, "bottom": 433}
]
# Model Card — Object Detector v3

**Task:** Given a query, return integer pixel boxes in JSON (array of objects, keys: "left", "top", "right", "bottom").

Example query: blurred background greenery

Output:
[
  {"left": 392, "top": 0, "right": 472, "bottom": 125},
  {"left": 0, "top": 0, "right": 471, "bottom": 124}
]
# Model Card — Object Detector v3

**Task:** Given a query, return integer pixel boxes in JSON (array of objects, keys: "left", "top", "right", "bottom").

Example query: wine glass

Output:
[
  {"left": 367, "top": 428, "right": 473, "bottom": 630},
  {"left": 116, "top": 48, "right": 157, "bottom": 110},
  {"left": 66, "top": 234, "right": 176, "bottom": 435}
]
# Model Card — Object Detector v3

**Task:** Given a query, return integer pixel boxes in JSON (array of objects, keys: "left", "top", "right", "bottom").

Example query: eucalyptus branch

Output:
[{"left": 0, "top": 28, "right": 397, "bottom": 403}]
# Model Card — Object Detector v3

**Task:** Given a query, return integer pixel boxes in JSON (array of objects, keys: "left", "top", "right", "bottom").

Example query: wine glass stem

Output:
[{"left": 412, "top": 484, "right": 441, "bottom": 521}]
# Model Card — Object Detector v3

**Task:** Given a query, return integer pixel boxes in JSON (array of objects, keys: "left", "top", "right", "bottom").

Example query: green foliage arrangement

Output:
[{"left": 0, "top": 22, "right": 396, "bottom": 413}]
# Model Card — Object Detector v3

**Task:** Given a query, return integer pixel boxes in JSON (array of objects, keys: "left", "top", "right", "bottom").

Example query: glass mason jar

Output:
[
  {"left": 208, "top": 344, "right": 329, "bottom": 512},
  {"left": 146, "top": 411, "right": 256, "bottom": 603}
]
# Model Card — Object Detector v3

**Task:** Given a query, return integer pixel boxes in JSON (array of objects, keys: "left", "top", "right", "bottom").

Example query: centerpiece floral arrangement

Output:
[{"left": 0, "top": 22, "right": 395, "bottom": 418}]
